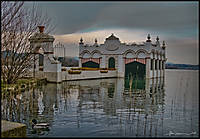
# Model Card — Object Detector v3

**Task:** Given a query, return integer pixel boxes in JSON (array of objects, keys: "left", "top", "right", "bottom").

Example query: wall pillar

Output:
[
  {"left": 29, "top": 26, "right": 62, "bottom": 83},
  {"left": 35, "top": 54, "right": 39, "bottom": 71},
  {"left": 100, "top": 55, "right": 106, "bottom": 68},
  {"left": 145, "top": 78, "right": 151, "bottom": 99},
  {"left": 152, "top": 58, "right": 155, "bottom": 78},
  {"left": 43, "top": 53, "right": 62, "bottom": 83},
  {"left": 79, "top": 57, "right": 82, "bottom": 67},
  {"left": 156, "top": 59, "right": 159, "bottom": 78},
  {"left": 145, "top": 57, "right": 151, "bottom": 79},
  {"left": 160, "top": 60, "right": 162, "bottom": 78},
  {"left": 117, "top": 55, "right": 124, "bottom": 77}
]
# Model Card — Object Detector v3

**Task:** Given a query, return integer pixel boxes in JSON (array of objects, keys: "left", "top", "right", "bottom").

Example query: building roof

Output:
[{"left": 105, "top": 33, "right": 119, "bottom": 41}]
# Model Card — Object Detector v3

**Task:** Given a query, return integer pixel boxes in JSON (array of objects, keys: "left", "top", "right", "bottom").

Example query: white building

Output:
[
  {"left": 29, "top": 26, "right": 167, "bottom": 82},
  {"left": 79, "top": 33, "right": 167, "bottom": 79}
]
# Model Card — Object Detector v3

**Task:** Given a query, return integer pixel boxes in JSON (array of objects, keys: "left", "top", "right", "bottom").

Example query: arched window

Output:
[
  {"left": 39, "top": 54, "right": 44, "bottom": 66},
  {"left": 108, "top": 57, "right": 115, "bottom": 68}
]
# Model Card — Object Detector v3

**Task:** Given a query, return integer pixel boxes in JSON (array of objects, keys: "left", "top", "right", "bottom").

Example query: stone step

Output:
[{"left": 1, "top": 120, "right": 26, "bottom": 138}]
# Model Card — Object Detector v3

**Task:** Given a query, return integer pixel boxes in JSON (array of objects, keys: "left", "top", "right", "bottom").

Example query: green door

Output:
[
  {"left": 108, "top": 57, "right": 115, "bottom": 68},
  {"left": 125, "top": 61, "right": 146, "bottom": 79},
  {"left": 125, "top": 61, "right": 146, "bottom": 90}
]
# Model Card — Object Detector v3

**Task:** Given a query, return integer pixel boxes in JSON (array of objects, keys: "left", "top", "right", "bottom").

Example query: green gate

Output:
[
  {"left": 82, "top": 61, "right": 99, "bottom": 68},
  {"left": 125, "top": 61, "right": 146, "bottom": 79},
  {"left": 125, "top": 61, "right": 146, "bottom": 90}
]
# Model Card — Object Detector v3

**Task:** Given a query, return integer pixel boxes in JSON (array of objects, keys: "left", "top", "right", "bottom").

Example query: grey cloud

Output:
[
  {"left": 24, "top": 2, "right": 198, "bottom": 37},
  {"left": 24, "top": 2, "right": 198, "bottom": 64},
  {"left": 94, "top": 2, "right": 198, "bottom": 37},
  {"left": 24, "top": 2, "right": 112, "bottom": 34}
]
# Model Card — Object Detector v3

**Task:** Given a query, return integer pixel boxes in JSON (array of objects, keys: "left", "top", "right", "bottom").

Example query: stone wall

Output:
[
  {"left": 1, "top": 120, "right": 26, "bottom": 138},
  {"left": 62, "top": 70, "right": 118, "bottom": 81}
]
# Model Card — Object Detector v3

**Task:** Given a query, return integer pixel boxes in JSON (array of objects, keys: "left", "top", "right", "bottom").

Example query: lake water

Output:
[{"left": 1, "top": 70, "right": 199, "bottom": 137}]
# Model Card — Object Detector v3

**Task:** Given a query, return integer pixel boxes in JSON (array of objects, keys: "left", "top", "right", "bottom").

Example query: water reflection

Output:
[{"left": 1, "top": 70, "right": 199, "bottom": 137}]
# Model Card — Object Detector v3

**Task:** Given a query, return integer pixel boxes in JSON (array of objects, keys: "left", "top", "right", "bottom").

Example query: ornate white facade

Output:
[
  {"left": 79, "top": 33, "right": 167, "bottom": 79},
  {"left": 29, "top": 26, "right": 167, "bottom": 82}
]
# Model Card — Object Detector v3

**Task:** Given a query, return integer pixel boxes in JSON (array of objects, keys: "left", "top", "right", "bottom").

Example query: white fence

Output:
[{"left": 54, "top": 42, "right": 65, "bottom": 57}]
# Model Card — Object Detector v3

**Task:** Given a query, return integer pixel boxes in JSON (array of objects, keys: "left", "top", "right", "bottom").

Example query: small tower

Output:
[
  {"left": 94, "top": 38, "right": 98, "bottom": 47},
  {"left": 156, "top": 36, "right": 160, "bottom": 46},
  {"left": 156, "top": 36, "right": 159, "bottom": 42},
  {"left": 79, "top": 37, "right": 84, "bottom": 45},
  {"left": 162, "top": 41, "right": 166, "bottom": 50},
  {"left": 146, "top": 34, "right": 151, "bottom": 42},
  {"left": 29, "top": 26, "right": 62, "bottom": 83}
]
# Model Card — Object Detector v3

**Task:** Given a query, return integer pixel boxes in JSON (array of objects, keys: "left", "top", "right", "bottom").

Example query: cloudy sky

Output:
[{"left": 24, "top": 1, "right": 199, "bottom": 65}]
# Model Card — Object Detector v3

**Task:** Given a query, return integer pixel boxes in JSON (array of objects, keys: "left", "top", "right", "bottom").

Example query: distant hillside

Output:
[
  {"left": 165, "top": 62, "right": 199, "bottom": 70},
  {"left": 1, "top": 51, "right": 79, "bottom": 67},
  {"left": 57, "top": 56, "right": 79, "bottom": 67},
  {"left": 1, "top": 50, "right": 28, "bottom": 65},
  {"left": 1, "top": 50, "right": 25, "bottom": 58}
]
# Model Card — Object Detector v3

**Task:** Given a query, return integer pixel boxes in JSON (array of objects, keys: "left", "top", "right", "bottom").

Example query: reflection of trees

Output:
[{"left": 1, "top": 83, "right": 61, "bottom": 136}]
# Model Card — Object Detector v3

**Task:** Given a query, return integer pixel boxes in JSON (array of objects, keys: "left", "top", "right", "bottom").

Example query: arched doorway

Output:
[
  {"left": 125, "top": 61, "right": 146, "bottom": 90},
  {"left": 108, "top": 57, "right": 115, "bottom": 68},
  {"left": 125, "top": 61, "right": 145, "bottom": 79}
]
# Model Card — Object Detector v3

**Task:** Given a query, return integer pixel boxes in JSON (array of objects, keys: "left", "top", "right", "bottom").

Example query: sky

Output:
[{"left": 24, "top": 1, "right": 199, "bottom": 65}]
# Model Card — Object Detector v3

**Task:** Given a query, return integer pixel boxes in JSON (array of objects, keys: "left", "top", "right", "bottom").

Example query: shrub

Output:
[
  {"left": 100, "top": 68, "right": 107, "bottom": 70},
  {"left": 81, "top": 67, "right": 99, "bottom": 71},
  {"left": 71, "top": 67, "right": 99, "bottom": 71},
  {"left": 71, "top": 67, "right": 81, "bottom": 70},
  {"left": 100, "top": 70, "right": 108, "bottom": 73},
  {"left": 68, "top": 70, "right": 81, "bottom": 74},
  {"left": 39, "top": 67, "right": 43, "bottom": 71},
  {"left": 61, "top": 68, "right": 67, "bottom": 71}
]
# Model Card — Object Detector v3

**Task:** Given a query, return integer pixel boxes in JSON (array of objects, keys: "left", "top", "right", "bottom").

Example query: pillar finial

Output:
[
  {"left": 79, "top": 37, "right": 84, "bottom": 45},
  {"left": 163, "top": 40, "right": 165, "bottom": 46},
  {"left": 95, "top": 38, "right": 97, "bottom": 43},
  {"left": 80, "top": 37, "right": 83, "bottom": 43},
  {"left": 38, "top": 26, "right": 45, "bottom": 33},
  {"left": 146, "top": 34, "right": 151, "bottom": 42},
  {"left": 156, "top": 36, "right": 159, "bottom": 41},
  {"left": 162, "top": 41, "right": 166, "bottom": 49}
]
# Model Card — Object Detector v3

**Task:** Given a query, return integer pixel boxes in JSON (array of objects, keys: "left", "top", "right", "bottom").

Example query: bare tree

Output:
[{"left": 1, "top": 1, "right": 54, "bottom": 84}]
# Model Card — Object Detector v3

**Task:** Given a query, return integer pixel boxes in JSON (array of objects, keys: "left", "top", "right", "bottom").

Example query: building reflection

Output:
[
  {"left": 64, "top": 77, "right": 166, "bottom": 136},
  {"left": 1, "top": 77, "right": 165, "bottom": 137}
]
